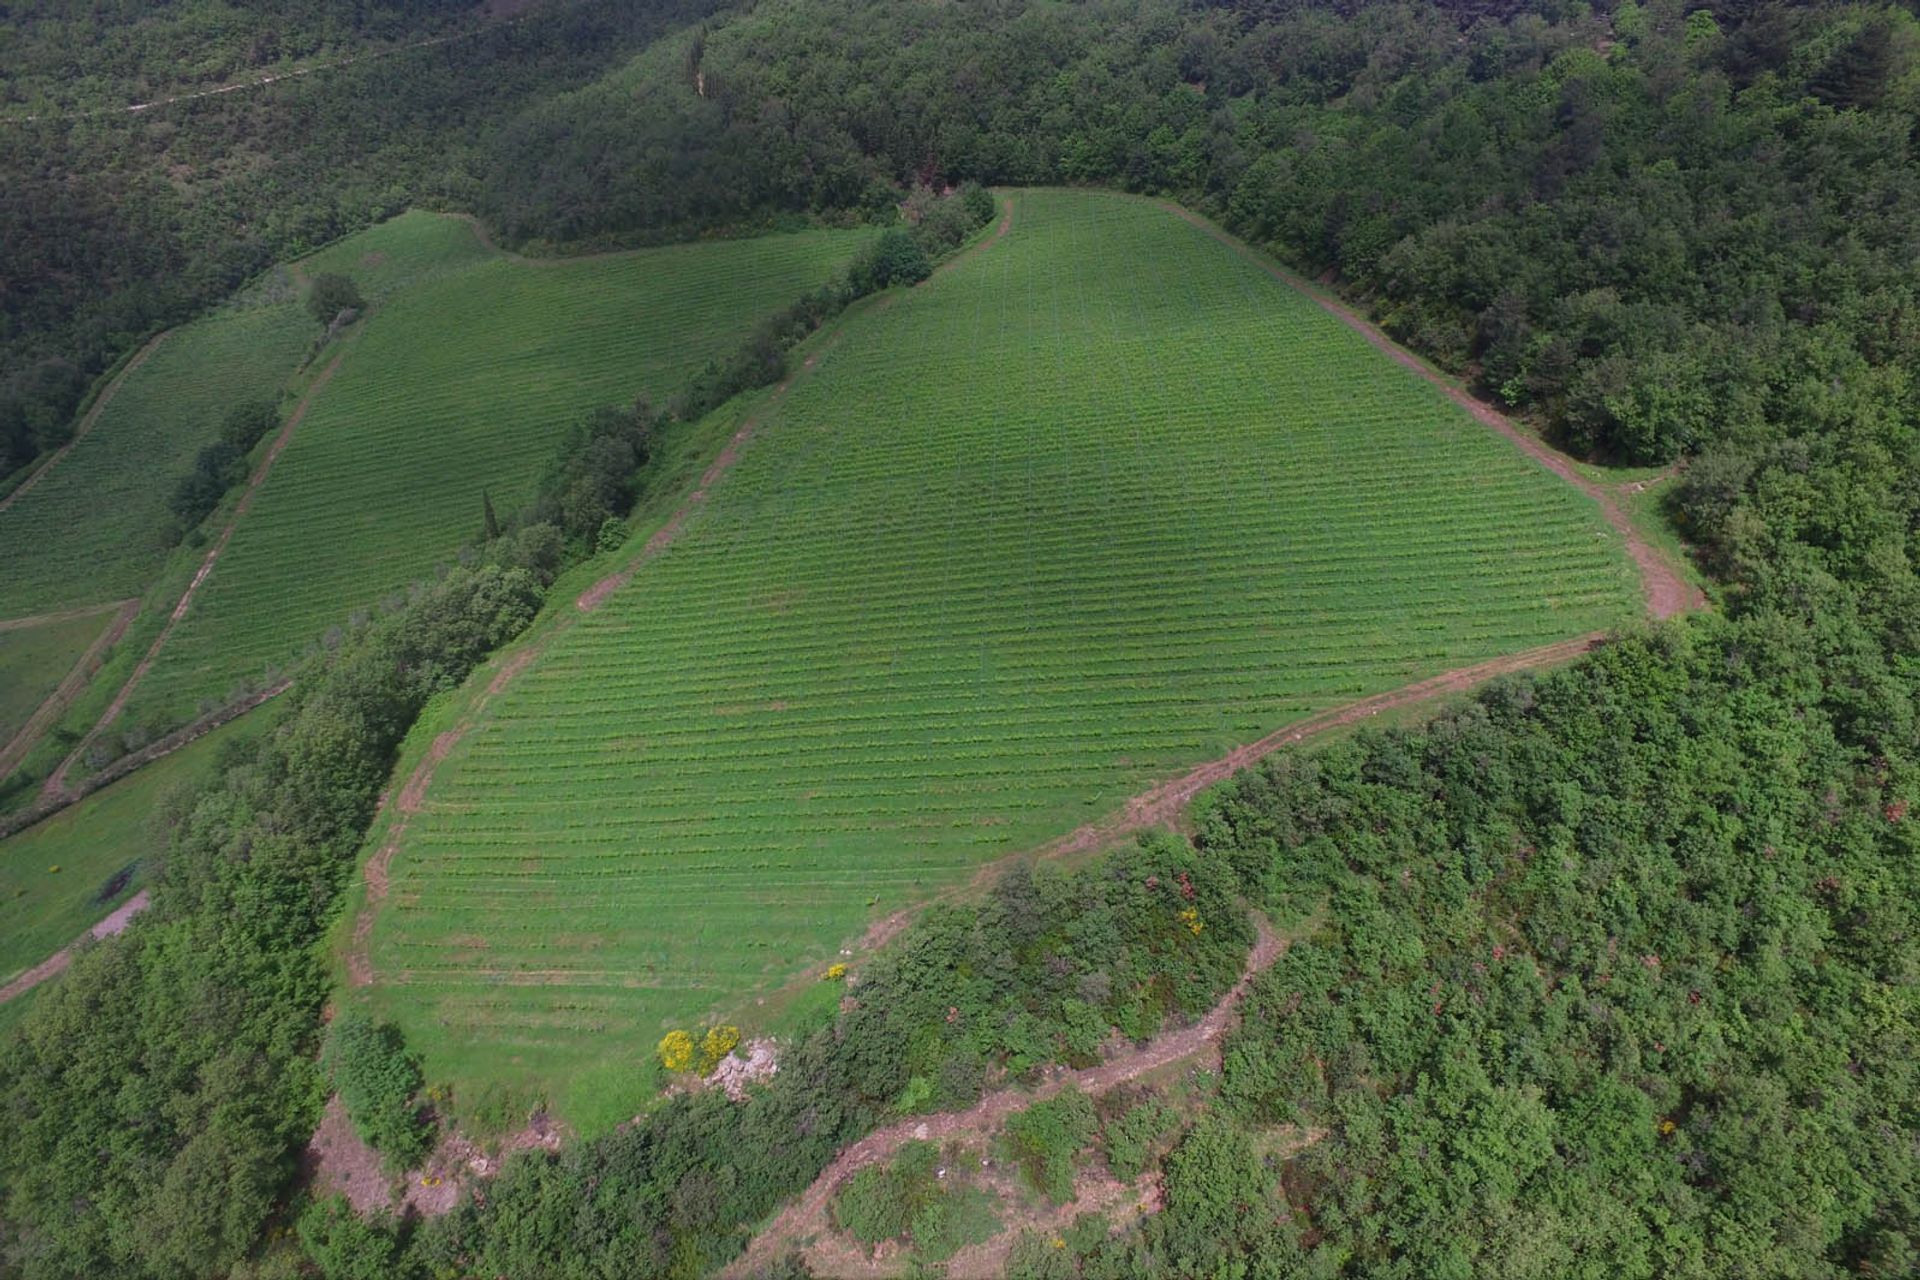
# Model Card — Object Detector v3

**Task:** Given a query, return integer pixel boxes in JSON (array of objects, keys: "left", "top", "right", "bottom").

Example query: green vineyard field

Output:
[
  {"left": 0, "top": 610, "right": 116, "bottom": 744},
  {"left": 126, "top": 219, "right": 869, "bottom": 724},
  {"left": 363, "top": 189, "right": 1642, "bottom": 1130},
  {"left": 0, "top": 301, "right": 312, "bottom": 617}
]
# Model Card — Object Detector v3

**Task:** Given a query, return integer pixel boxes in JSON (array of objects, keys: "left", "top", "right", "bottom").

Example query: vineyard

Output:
[
  {"left": 362, "top": 189, "right": 1641, "bottom": 1130},
  {"left": 124, "top": 221, "right": 869, "bottom": 724},
  {"left": 0, "top": 302, "right": 311, "bottom": 616},
  {"left": 0, "top": 610, "right": 119, "bottom": 745}
]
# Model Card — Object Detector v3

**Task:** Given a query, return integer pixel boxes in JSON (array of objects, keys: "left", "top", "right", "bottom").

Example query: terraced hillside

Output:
[
  {"left": 125, "top": 220, "right": 869, "bottom": 724},
  {"left": 361, "top": 189, "right": 1642, "bottom": 1129}
]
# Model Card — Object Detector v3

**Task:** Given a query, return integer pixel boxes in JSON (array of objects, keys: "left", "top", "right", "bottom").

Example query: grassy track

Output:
[
  {"left": 127, "top": 222, "right": 868, "bottom": 724},
  {"left": 0, "top": 610, "right": 118, "bottom": 744},
  {"left": 362, "top": 190, "right": 1640, "bottom": 1131},
  {"left": 0, "top": 709, "right": 271, "bottom": 987},
  {"left": 0, "top": 303, "right": 313, "bottom": 615}
]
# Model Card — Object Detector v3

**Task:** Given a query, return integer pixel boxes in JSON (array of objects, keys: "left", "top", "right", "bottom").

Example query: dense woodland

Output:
[{"left": 2, "top": 0, "right": 1917, "bottom": 1276}]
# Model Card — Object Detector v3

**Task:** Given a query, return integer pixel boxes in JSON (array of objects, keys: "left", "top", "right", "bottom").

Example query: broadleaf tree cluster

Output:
[{"left": 0, "top": 0, "right": 1916, "bottom": 1276}]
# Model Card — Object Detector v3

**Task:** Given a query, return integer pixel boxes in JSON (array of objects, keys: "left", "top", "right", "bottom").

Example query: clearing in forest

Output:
[
  {"left": 362, "top": 189, "right": 1641, "bottom": 1131},
  {"left": 123, "top": 214, "right": 869, "bottom": 725}
]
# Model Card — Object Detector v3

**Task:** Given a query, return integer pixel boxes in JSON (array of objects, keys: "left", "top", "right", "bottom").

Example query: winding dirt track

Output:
[
  {"left": 1157, "top": 200, "right": 1704, "bottom": 622},
  {"left": 42, "top": 350, "right": 348, "bottom": 802},
  {"left": 722, "top": 915, "right": 1287, "bottom": 1280},
  {"left": 0, "top": 599, "right": 140, "bottom": 780},
  {"left": 0, "top": 889, "right": 150, "bottom": 1004},
  {"left": 0, "top": 331, "right": 172, "bottom": 516}
]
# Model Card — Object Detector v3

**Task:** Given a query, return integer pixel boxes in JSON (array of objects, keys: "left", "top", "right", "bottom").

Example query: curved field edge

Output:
[{"left": 344, "top": 189, "right": 1646, "bottom": 1131}]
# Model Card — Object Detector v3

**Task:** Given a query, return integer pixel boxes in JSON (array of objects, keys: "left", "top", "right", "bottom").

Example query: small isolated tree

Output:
[
  {"left": 848, "top": 227, "right": 931, "bottom": 295},
  {"left": 219, "top": 398, "right": 280, "bottom": 451},
  {"left": 482, "top": 489, "right": 501, "bottom": 542},
  {"left": 321, "top": 1012, "right": 431, "bottom": 1168},
  {"left": 1004, "top": 1087, "right": 1097, "bottom": 1204},
  {"left": 307, "top": 273, "right": 365, "bottom": 325}
]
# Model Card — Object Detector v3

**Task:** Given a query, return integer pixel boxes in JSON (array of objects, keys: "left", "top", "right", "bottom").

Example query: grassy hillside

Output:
[
  {"left": 0, "top": 709, "right": 271, "bottom": 987},
  {"left": 0, "top": 609, "right": 117, "bottom": 744},
  {"left": 0, "top": 301, "right": 313, "bottom": 616},
  {"left": 125, "top": 219, "right": 869, "bottom": 724},
  {"left": 363, "top": 189, "right": 1641, "bottom": 1130}
]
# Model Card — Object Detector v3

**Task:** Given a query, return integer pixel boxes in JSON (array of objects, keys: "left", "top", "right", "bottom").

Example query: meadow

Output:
[
  {"left": 362, "top": 190, "right": 1641, "bottom": 1130},
  {"left": 0, "top": 301, "right": 313, "bottom": 617},
  {"left": 125, "top": 218, "right": 869, "bottom": 723},
  {"left": 0, "top": 609, "right": 119, "bottom": 745},
  {"left": 0, "top": 709, "right": 271, "bottom": 987}
]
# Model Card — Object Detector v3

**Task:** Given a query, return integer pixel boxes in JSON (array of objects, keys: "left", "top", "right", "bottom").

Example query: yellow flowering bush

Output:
[
  {"left": 1178, "top": 906, "right": 1204, "bottom": 936},
  {"left": 657, "top": 1029, "right": 695, "bottom": 1073},
  {"left": 699, "top": 1024, "right": 741, "bottom": 1073},
  {"left": 825, "top": 962, "right": 848, "bottom": 981}
]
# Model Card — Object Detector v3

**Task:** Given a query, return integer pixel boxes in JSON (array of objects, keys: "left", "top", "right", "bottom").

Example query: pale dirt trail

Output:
[
  {"left": 0, "top": 889, "right": 150, "bottom": 1004},
  {"left": 842, "top": 632, "right": 1606, "bottom": 963},
  {"left": 43, "top": 351, "right": 348, "bottom": 802},
  {"left": 1156, "top": 200, "right": 1705, "bottom": 622},
  {"left": 721, "top": 915, "right": 1287, "bottom": 1280},
  {"left": 0, "top": 331, "right": 172, "bottom": 515},
  {"left": 0, "top": 601, "right": 131, "bottom": 633},
  {"left": 348, "top": 196, "right": 1022, "bottom": 987},
  {"left": 1, "top": 24, "right": 522, "bottom": 125},
  {"left": 0, "top": 599, "right": 140, "bottom": 779}
]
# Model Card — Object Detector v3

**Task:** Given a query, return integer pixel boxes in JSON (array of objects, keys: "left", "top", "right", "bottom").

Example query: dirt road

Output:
[
  {"left": 43, "top": 350, "right": 347, "bottom": 802},
  {"left": 722, "top": 914, "right": 1287, "bottom": 1279},
  {"left": 0, "top": 599, "right": 141, "bottom": 779},
  {"left": 0, "top": 889, "right": 151, "bottom": 1004},
  {"left": 843, "top": 631, "right": 1605, "bottom": 963}
]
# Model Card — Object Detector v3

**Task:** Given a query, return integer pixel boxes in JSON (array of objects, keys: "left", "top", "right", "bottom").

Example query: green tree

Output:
[
  {"left": 321, "top": 1012, "right": 432, "bottom": 1168},
  {"left": 307, "top": 273, "right": 365, "bottom": 326}
]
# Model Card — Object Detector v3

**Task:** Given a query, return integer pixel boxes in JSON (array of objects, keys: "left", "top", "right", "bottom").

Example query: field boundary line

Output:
[
  {"left": 0, "top": 599, "right": 141, "bottom": 781},
  {"left": 348, "top": 194, "right": 1023, "bottom": 990},
  {"left": 0, "top": 889, "right": 151, "bottom": 1004},
  {"left": 41, "top": 350, "right": 348, "bottom": 803},
  {"left": 723, "top": 913, "right": 1296, "bottom": 1279},
  {"left": 742, "top": 632, "right": 1605, "bottom": 1016},
  {"left": 1150, "top": 198, "right": 1704, "bottom": 623},
  {"left": 0, "top": 330, "right": 173, "bottom": 516},
  {"left": 0, "top": 678, "right": 291, "bottom": 844}
]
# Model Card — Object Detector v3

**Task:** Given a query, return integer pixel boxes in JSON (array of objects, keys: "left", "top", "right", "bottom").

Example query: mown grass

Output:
[
  {"left": 0, "top": 708, "right": 272, "bottom": 986},
  {"left": 0, "top": 301, "right": 313, "bottom": 616},
  {"left": 0, "top": 610, "right": 116, "bottom": 744},
  {"left": 362, "top": 189, "right": 1641, "bottom": 1132},
  {"left": 128, "top": 220, "right": 869, "bottom": 724}
]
